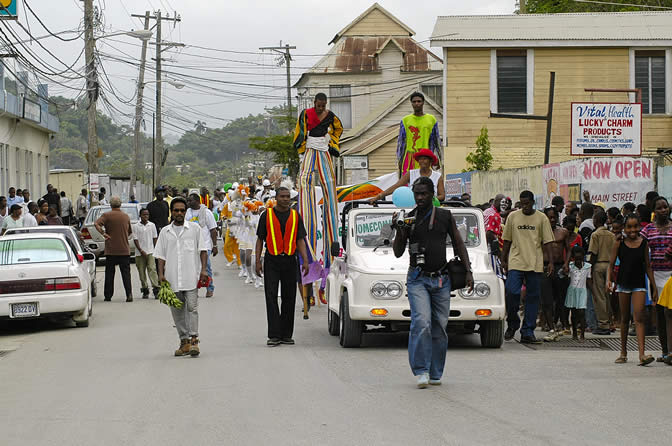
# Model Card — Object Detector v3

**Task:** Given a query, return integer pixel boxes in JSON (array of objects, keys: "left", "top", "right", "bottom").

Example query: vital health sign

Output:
[
  {"left": 571, "top": 103, "right": 642, "bottom": 157},
  {"left": 0, "top": 0, "right": 17, "bottom": 17}
]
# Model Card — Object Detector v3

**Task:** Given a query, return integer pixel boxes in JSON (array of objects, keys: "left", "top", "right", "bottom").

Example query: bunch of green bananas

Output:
[{"left": 158, "top": 281, "right": 183, "bottom": 309}]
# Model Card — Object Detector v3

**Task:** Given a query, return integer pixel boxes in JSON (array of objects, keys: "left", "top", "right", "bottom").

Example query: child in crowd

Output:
[
  {"left": 607, "top": 213, "right": 658, "bottom": 366},
  {"left": 564, "top": 215, "right": 582, "bottom": 248},
  {"left": 565, "top": 246, "right": 591, "bottom": 341},
  {"left": 606, "top": 207, "right": 620, "bottom": 228}
]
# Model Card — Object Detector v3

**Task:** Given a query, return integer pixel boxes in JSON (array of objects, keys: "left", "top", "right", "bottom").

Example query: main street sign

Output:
[
  {"left": 570, "top": 102, "right": 642, "bottom": 157},
  {"left": 0, "top": 0, "right": 17, "bottom": 18}
]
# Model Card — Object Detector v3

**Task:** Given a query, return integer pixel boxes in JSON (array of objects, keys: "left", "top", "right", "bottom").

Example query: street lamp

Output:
[
  {"left": 96, "top": 29, "right": 154, "bottom": 42},
  {"left": 142, "top": 79, "right": 185, "bottom": 89}
]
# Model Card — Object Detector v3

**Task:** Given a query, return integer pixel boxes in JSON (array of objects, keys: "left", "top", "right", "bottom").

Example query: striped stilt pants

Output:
[{"left": 298, "top": 148, "right": 339, "bottom": 270}]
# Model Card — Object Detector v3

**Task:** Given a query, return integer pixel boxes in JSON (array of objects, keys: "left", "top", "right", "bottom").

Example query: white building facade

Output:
[{"left": 0, "top": 64, "right": 59, "bottom": 197}]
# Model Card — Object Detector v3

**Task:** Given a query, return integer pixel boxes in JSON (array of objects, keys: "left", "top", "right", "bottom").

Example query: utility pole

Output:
[
  {"left": 131, "top": 10, "right": 181, "bottom": 191},
  {"left": 154, "top": 11, "right": 163, "bottom": 190},
  {"left": 129, "top": 11, "right": 150, "bottom": 199},
  {"left": 259, "top": 43, "right": 296, "bottom": 118},
  {"left": 83, "top": 0, "right": 99, "bottom": 184}
]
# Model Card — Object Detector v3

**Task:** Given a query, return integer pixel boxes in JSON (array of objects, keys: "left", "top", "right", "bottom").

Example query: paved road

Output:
[{"left": 1, "top": 252, "right": 669, "bottom": 445}]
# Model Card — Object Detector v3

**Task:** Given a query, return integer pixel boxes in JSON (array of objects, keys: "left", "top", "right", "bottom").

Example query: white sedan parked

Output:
[{"left": 0, "top": 233, "right": 93, "bottom": 327}]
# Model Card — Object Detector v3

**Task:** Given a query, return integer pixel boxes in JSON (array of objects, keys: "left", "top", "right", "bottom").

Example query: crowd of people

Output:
[
  {"left": 483, "top": 188, "right": 672, "bottom": 366},
  {"left": 0, "top": 184, "right": 86, "bottom": 235}
]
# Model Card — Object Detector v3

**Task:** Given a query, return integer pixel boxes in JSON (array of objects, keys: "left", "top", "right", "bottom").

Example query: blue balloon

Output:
[{"left": 392, "top": 186, "right": 415, "bottom": 208}]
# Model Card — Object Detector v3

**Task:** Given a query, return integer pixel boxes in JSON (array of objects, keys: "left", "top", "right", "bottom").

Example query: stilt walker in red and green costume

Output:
[
  {"left": 294, "top": 92, "right": 343, "bottom": 302},
  {"left": 397, "top": 91, "right": 442, "bottom": 176}
]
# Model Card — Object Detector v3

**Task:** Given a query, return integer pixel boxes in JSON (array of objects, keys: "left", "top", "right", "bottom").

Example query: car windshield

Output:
[
  {"left": 0, "top": 238, "right": 70, "bottom": 265},
  {"left": 86, "top": 206, "right": 138, "bottom": 224},
  {"left": 354, "top": 211, "right": 481, "bottom": 248}
]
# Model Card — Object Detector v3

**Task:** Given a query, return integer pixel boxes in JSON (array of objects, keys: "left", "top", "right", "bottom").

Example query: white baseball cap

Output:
[{"left": 262, "top": 179, "right": 271, "bottom": 187}]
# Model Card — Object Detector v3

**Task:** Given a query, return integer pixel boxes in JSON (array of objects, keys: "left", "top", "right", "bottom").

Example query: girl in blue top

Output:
[{"left": 565, "top": 246, "right": 592, "bottom": 341}]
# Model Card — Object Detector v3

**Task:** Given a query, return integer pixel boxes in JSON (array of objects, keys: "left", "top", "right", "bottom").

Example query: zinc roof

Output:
[{"left": 431, "top": 12, "right": 672, "bottom": 47}]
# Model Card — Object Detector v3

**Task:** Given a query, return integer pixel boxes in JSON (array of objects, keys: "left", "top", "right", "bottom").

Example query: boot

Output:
[
  {"left": 141, "top": 288, "right": 149, "bottom": 299},
  {"left": 189, "top": 336, "right": 200, "bottom": 356},
  {"left": 152, "top": 287, "right": 159, "bottom": 299},
  {"left": 175, "top": 338, "right": 191, "bottom": 357},
  {"left": 572, "top": 318, "right": 579, "bottom": 340}
]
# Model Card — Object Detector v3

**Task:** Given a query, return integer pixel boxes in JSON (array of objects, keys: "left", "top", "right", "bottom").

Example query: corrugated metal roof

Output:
[
  {"left": 431, "top": 12, "right": 672, "bottom": 45},
  {"left": 308, "top": 36, "right": 442, "bottom": 74}
]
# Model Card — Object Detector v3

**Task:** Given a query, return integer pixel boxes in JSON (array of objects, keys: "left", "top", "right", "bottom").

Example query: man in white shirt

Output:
[
  {"left": 1, "top": 204, "right": 24, "bottom": 235},
  {"left": 186, "top": 193, "right": 218, "bottom": 298},
  {"left": 7, "top": 187, "right": 24, "bottom": 208},
  {"left": 60, "top": 191, "right": 73, "bottom": 226},
  {"left": 22, "top": 202, "right": 38, "bottom": 227},
  {"left": 75, "top": 189, "right": 88, "bottom": 228},
  {"left": 155, "top": 197, "right": 208, "bottom": 357},
  {"left": 132, "top": 208, "right": 159, "bottom": 299}
]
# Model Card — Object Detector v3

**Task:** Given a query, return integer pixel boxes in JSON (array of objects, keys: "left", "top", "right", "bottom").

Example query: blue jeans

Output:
[
  {"left": 206, "top": 249, "right": 214, "bottom": 292},
  {"left": 505, "top": 270, "right": 542, "bottom": 337},
  {"left": 406, "top": 268, "right": 452, "bottom": 379}
]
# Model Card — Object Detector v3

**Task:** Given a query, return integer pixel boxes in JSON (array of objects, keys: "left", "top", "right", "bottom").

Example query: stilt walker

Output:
[{"left": 294, "top": 93, "right": 343, "bottom": 301}]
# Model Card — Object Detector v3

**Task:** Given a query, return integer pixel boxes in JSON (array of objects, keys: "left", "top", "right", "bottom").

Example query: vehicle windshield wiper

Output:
[{"left": 373, "top": 238, "right": 390, "bottom": 252}]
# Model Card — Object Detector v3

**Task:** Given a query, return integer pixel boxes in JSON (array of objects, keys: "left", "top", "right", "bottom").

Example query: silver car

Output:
[
  {"left": 4, "top": 225, "right": 98, "bottom": 297},
  {"left": 80, "top": 204, "right": 139, "bottom": 259}
]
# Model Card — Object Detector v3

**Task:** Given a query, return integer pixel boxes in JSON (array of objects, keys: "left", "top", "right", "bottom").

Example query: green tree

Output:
[
  {"left": 524, "top": 0, "right": 672, "bottom": 13},
  {"left": 464, "top": 126, "right": 493, "bottom": 172},
  {"left": 249, "top": 105, "right": 299, "bottom": 178}
]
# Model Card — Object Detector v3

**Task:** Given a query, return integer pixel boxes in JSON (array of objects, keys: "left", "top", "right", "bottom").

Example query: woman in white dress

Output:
[{"left": 368, "top": 148, "right": 445, "bottom": 203}]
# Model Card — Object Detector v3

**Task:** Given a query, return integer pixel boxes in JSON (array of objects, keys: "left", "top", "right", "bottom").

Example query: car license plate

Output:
[{"left": 10, "top": 302, "right": 39, "bottom": 318}]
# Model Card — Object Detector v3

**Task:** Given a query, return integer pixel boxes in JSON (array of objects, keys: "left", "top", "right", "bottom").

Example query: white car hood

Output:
[{"left": 347, "top": 247, "right": 492, "bottom": 275}]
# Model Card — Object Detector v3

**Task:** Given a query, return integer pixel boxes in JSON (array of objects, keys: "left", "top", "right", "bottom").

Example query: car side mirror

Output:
[{"left": 82, "top": 252, "right": 96, "bottom": 261}]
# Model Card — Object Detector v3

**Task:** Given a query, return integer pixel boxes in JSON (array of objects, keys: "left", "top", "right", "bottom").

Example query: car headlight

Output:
[
  {"left": 387, "top": 281, "right": 402, "bottom": 298},
  {"left": 458, "top": 282, "right": 491, "bottom": 299},
  {"left": 370, "top": 281, "right": 403, "bottom": 299},
  {"left": 371, "top": 282, "right": 387, "bottom": 298}
]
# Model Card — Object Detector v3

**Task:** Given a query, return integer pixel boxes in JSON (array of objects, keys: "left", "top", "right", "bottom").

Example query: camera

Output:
[
  {"left": 392, "top": 210, "right": 416, "bottom": 230},
  {"left": 409, "top": 243, "right": 425, "bottom": 266}
]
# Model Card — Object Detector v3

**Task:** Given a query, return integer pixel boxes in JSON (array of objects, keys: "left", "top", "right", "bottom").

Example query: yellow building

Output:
[{"left": 430, "top": 12, "right": 672, "bottom": 173}]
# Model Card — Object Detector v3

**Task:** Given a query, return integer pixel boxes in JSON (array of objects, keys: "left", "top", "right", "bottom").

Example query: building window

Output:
[
  {"left": 635, "top": 51, "right": 666, "bottom": 114},
  {"left": 25, "top": 151, "right": 33, "bottom": 193},
  {"left": 421, "top": 85, "right": 442, "bottom": 107},
  {"left": 329, "top": 85, "right": 352, "bottom": 129},
  {"left": 496, "top": 50, "right": 527, "bottom": 113},
  {"left": 15, "top": 148, "right": 20, "bottom": 187}
]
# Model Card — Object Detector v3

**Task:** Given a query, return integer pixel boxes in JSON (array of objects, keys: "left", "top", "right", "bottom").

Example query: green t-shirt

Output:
[
  {"left": 402, "top": 114, "right": 437, "bottom": 153},
  {"left": 502, "top": 210, "right": 555, "bottom": 273}
]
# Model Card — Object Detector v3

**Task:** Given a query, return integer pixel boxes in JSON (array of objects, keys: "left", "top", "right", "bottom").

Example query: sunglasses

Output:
[{"left": 171, "top": 208, "right": 186, "bottom": 213}]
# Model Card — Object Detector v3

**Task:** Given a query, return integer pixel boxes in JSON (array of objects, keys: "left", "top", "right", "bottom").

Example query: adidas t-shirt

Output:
[{"left": 502, "top": 210, "right": 555, "bottom": 273}]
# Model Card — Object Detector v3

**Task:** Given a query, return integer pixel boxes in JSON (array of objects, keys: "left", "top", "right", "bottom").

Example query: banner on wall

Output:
[
  {"left": 543, "top": 157, "right": 654, "bottom": 208},
  {"left": 571, "top": 103, "right": 642, "bottom": 156}
]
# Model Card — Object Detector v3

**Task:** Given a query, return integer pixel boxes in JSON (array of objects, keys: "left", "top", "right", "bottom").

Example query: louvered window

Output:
[
  {"left": 497, "top": 51, "right": 527, "bottom": 113},
  {"left": 329, "top": 85, "right": 352, "bottom": 129},
  {"left": 635, "top": 51, "right": 666, "bottom": 114}
]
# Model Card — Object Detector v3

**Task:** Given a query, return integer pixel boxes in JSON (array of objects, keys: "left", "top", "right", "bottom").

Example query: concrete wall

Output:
[
  {"left": 471, "top": 165, "right": 544, "bottom": 206},
  {"left": 658, "top": 165, "right": 672, "bottom": 203},
  {"left": 49, "top": 170, "right": 87, "bottom": 204}
]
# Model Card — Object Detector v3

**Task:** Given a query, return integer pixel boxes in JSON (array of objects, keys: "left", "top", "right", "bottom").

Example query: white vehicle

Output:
[
  {"left": 80, "top": 204, "right": 139, "bottom": 259},
  {"left": 4, "top": 225, "right": 98, "bottom": 298},
  {"left": 325, "top": 202, "right": 505, "bottom": 348},
  {"left": 0, "top": 233, "right": 94, "bottom": 327}
]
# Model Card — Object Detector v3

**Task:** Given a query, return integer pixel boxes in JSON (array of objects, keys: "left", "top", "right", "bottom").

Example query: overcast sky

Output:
[{"left": 5, "top": 0, "right": 515, "bottom": 138}]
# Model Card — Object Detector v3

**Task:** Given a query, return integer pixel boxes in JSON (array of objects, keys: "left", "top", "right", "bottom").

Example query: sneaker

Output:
[
  {"left": 255, "top": 277, "right": 263, "bottom": 288},
  {"left": 205, "top": 291, "right": 214, "bottom": 298},
  {"left": 416, "top": 373, "right": 429, "bottom": 389},
  {"left": 280, "top": 338, "right": 295, "bottom": 345},
  {"left": 226, "top": 260, "right": 234, "bottom": 267},
  {"left": 504, "top": 328, "right": 516, "bottom": 341},
  {"left": 126, "top": 296, "right": 133, "bottom": 302},
  {"left": 238, "top": 268, "right": 247, "bottom": 278},
  {"left": 520, "top": 335, "right": 543, "bottom": 345},
  {"left": 543, "top": 331, "right": 560, "bottom": 342},
  {"left": 174, "top": 339, "right": 191, "bottom": 357},
  {"left": 267, "top": 338, "right": 281, "bottom": 347},
  {"left": 189, "top": 337, "right": 200, "bottom": 356},
  {"left": 593, "top": 328, "right": 611, "bottom": 336},
  {"left": 429, "top": 378, "right": 442, "bottom": 386},
  {"left": 245, "top": 275, "right": 254, "bottom": 284},
  {"left": 562, "top": 328, "right": 572, "bottom": 336}
]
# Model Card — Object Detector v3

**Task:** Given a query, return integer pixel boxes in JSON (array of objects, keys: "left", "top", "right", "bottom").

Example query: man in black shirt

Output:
[
  {"left": 256, "top": 187, "right": 309, "bottom": 347},
  {"left": 42, "top": 184, "right": 61, "bottom": 216},
  {"left": 393, "top": 177, "right": 473, "bottom": 388},
  {"left": 146, "top": 187, "right": 170, "bottom": 233}
]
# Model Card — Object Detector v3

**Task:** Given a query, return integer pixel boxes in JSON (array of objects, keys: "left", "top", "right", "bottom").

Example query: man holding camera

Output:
[{"left": 393, "top": 177, "right": 474, "bottom": 388}]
